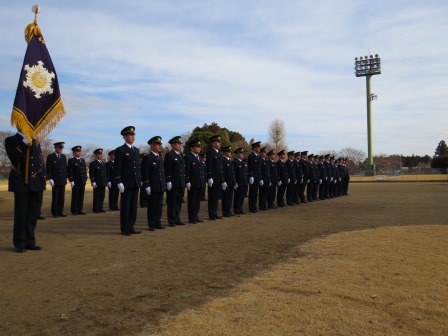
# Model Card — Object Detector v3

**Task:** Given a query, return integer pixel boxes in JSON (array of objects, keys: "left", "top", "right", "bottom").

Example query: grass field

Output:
[{"left": 0, "top": 182, "right": 447, "bottom": 335}]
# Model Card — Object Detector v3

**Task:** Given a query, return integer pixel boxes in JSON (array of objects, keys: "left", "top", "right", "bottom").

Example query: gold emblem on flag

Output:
[{"left": 23, "top": 61, "right": 55, "bottom": 99}]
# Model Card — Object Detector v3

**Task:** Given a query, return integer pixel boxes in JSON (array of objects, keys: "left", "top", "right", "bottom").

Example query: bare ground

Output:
[{"left": 0, "top": 182, "right": 447, "bottom": 335}]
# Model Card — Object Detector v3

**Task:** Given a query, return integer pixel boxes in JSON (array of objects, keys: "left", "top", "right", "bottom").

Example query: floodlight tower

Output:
[{"left": 354, "top": 54, "right": 381, "bottom": 174}]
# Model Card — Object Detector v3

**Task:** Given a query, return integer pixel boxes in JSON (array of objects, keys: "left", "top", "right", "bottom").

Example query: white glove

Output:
[
  {"left": 167, "top": 182, "right": 172, "bottom": 191},
  {"left": 277, "top": 181, "right": 282, "bottom": 187},
  {"left": 249, "top": 177, "right": 254, "bottom": 185},
  {"left": 221, "top": 182, "right": 227, "bottom": 190},
  {"left": 301, "top": 179, "right": 303, "bottom": 183},
  {"left": 334, "top": 180, "right": 337, "bottom": 184},
  {"left": 49, "top": 179, "right": 55, "bottom": 187},
  {"left": 294, "top": 179, "right": 297, "bottom": 184},
  {"left": 319, "top": 179, "right": 322, "bottom": 184},
  {"left": 92, "top": 182, "right": 97, "bottom": 188},
  {"left": 21, "top": 135, "right": 28, "bottom": 145},
  {"left": 186, "top": 182, "right": 191, "bottom": 191},
  {"left": 71, "top": 181, "right": 74, "bottom": 188},
  {"left": 208, "top": 178, "right": 214, "bottom": 187},
  {"left": 325, "top": 177, "right": 328, "bottom": 181},
  {"left": 107, "top": 182, "right": 112, "bottom": 188},
  {"left": 259, "top": 180, "right": 264, "bottom": 187},
  {"left": 307, "top": 179, "right": 310, "bottom": 184},
  {"left": 287, "top": 178, "right": 290, "bottom": 184},
  {"left": 145, "top": 186, "right": 151, "bottom": 195},
  {"left": 269, "top": 182, "right": 272, "bottom": 187},
  {"left": 330, "top": 177, "right": 333, "bottom": 182},
  {"left": 234, "top": 184, "right": 238, "bottom": 190},
  {"left": 141, "top": 181, "right": 143, "bottom": 187},
  {"left": 339, "top": 178, "right": 342, "bottom": 182},
  {"left": 118, "top": 183, "right": 125, "bottom": 193}
]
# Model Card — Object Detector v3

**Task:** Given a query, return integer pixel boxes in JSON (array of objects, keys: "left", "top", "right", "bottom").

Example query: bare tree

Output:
[
  {"left": 0, "top": 130, "right": 14, "bottom": 178},
  {"left": 267, "top": 118, "right": 287, "bottom": 153},
  {"left": 338, "top": 147, "right": 366, "bottom": 165}
]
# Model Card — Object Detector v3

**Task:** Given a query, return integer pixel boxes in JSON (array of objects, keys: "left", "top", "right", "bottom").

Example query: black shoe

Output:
[
  {"left": 26, "top": 245, "right": 43, "bottom": 251},
  {"left": 121, "top": 232, "right": 131, "bottom": 236},
  {"left": 129, "top": 229, "right": 141, "bottom": 234},
  {"left": 72, "top": 213, "right": 78, "bottom": 216},
  {"left": 15, "top": 248, "right": 26, "bottom": 253},
  {"left": 52, "top": 215, "right": 58, "bottom": 218},
  {"left": 59, "top": 214, "right": 67, "bottom": 217},
  {"left": 240, "top": 211, "right": 246, "bottom": 214},
  {"left": 99, "top": 210, "right": 106, "bottom": 213},
  {"left": 223, "top": 214, "right": 231, "bottom": 217},
  {"left": 196, "top": 219, "right": 204, "bottom": 222},
  {"left": 169, "top": 224, "right": 176, "bottom": 227},
  {"left": 148, "top": 228, "right": 155, "bottom": 231},
  {"left": 215, "top": 216, "right": 222, "bottom": 219},
  {"left": 176, "top": 222, "right": 186, "bottom": 226},
  {"left": 209, "top": 217, "right": 216, "bottom": 220},
  {"left": 78, "top": 212, "right": 86, "bottom": 215},
  {"left": 37, "top": 216, "right": 45, "bottom": 220},
  {"left": 155, "top": 226, "right": 166, "bottom": 229},
  {"left": 188, "top": 220, "right": 197, "bottom": 224}
]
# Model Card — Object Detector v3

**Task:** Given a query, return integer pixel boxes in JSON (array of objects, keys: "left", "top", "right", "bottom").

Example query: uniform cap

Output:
[
  {"left": 94, "top": 148, "right": 103, "bottom": 155},
  {"left": 301, "top": 151, "right": 308, "bottom": 156},
  {"left": 209, "top": 134, "right": 221, "bottom": 142},
  {"left": 121, "top": 126, "right": 135, "bottom": 136},
  {"left": 308, "top": 154, "right": 314, "bottom": 158},
  {"left": 221, "top": 145, "right": 232, "bottom": 152},
  {"left": 53, "top": 142, "right": 64, "bottom": 148},
  {"left": 294, "top": 152, "right": 301, "bottom": 157},
  {"left": 251, "top": 141, "right": 261, "bottom": 148},
  {"left": 277, "top": 150, "right": 286, "bottom": 156},
  {"left": 267, "top": 150, "right": 275, "bottom": 156},
  {"left": 148, "top": 136, "right": 162, "bottom": 145},
  {"left": 260, "top": 147, "right": 267, "bottom": 153},
  {"left": 189, "top": 139, "right": 201, "bottom": 147},
  {"left": 71, "top": 145, "right": 82, "bottom": 152},
  {"left": 108, "top": 150, "right": 115, "bottom": 156},
  {"left": 287, "top": 150, "right": 294, "bottom": 156},
  {"left": 234, "top": 147, "right": 244, "bottom": 154},
  {"left": 169, "top": 136, "right": 182, "bottom": 145}
]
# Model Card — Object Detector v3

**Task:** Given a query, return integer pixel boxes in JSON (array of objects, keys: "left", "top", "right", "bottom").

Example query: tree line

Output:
[{"left": 1, "top": 122, "right": 447, "bottom": 178}]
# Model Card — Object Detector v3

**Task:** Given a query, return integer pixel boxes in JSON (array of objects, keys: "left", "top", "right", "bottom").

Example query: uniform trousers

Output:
[
  {"left": 208, "top": 182, "right": 221, "bottom": 218},
  {"left": 259, "top": 184, "right": 269, "bottom": 210},
  {"left": 267, "top": 183, "right": 277, "bottom": 208},
  {"left": 120, "top": 188, "right": 138, "bottom": 234},
  {"left": 13, "top": 189, "right": 42, "bottom": 249},
  {"left": 108, "top": 185, "right": 119, "bottom": 210},
  {"left": 51, "top": 185, "right": 65, "bottom": 216},
  {"left": 187, "top": 188, "right": 202, "bottom": 222},
  {"left": 248, "top": 182, "right": 259, "bottom": 211},
  {"left": 166, "top": 187, "right": 183, "bottom": 224},
  {"left": 222, "top": 187, "right": 233, "bottom": 216},
  {"left": 233, "top": 186, "right": 245, "bottom": 214},
  {"left": 93, "top": 186, "right": 105, "bottom": 212},
  {"left": 71, "top": 184, "right": 85, "bottom": 214},
  {"left": 277, "top": 184, "right": 287, "bottom": 207},
  {"left": 147, "top": 192, "right": 163, "bottom": 229},
  {"left": 286, "top": 182, "right": 296, "bottom": 205}
]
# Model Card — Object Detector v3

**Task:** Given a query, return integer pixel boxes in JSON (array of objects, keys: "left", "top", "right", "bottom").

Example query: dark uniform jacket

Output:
[
  {"left": 276, "top": 160, "right": 288, "bottom": 184},
  {"left": 309, "top": 162, "right": 319, "bottom": 182},
  {"left": 46, "top": 152, "right": 67, "bottom": 185},
  {"left": 5, "top": 134, "right": 46, "bottom": 193},
  {"left": 222, "top": 156, "right": 236, "bottom": 187},
  {"left": 318, "top": 161, "right": 327, "bottom": 181},
  {"left": 164, "top": 150, "right": 186, "bottom": 188},
  {"left": 268, "top": 159, "right": 278, "bottom": 184},
  {"left": 114, "top": 144, "right": 141, "bottom": 189},
  {"left": 185, "top": 152, "right": 205, "bottom": 189},
  {"left": 68, "top": 157, "right": 87, "bottom": 185},
  {"left": 300, "top": 159, "right": 310, "bottom": 181},
  {"left": 247, "top": 152, "right": 262, "bottom": 182},
  {"left": 294, "top": 160, "right": 303, "bottom": 182},
  {"left": 206, "top": 147, "right": 223, "bottom": 182},
  {"left": 141, "top": 151, "right": 166, "bottom": 192},
  {"left": 89, "top": 160, "right": 107, "bottom": 187},
  {"left": 233, "top": 158, "right": 246, "bottom": 187},
  {"left": 286, "top": 159, "right": 296, "bottom": 183},
  {"left": 260, "top": 157, "right": 271, "bottom": 185},
  {"left": 106, "top": 160, "right": 116, "bottom": 185}
]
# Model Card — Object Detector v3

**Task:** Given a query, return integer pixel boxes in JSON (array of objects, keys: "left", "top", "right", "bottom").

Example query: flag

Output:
[{"left": 11, "top": 17, "right": 66, "bottom": 144}]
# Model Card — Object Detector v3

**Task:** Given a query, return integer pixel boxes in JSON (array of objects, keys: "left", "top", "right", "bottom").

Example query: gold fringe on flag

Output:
[{"left": 11, "top": 98, "right": 66, "bottom": 145}]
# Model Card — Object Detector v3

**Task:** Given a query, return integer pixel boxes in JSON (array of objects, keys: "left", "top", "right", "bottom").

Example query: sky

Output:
[{"left": 1, "top": 0, "right": 447, "bottom": 156}]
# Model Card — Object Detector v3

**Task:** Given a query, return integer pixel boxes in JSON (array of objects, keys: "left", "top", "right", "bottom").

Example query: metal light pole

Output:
[{"left": 354, "top": 54, "right": 381, "bottom": 175}]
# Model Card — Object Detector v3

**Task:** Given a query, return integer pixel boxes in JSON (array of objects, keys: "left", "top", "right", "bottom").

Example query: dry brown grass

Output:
[{"left": 146, "top": 225, "right": 448, "bottom": 336}]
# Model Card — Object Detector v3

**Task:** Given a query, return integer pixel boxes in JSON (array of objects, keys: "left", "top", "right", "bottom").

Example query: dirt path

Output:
[{"left": 0, "top": 183, "right": 447, "bottom": 335}]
